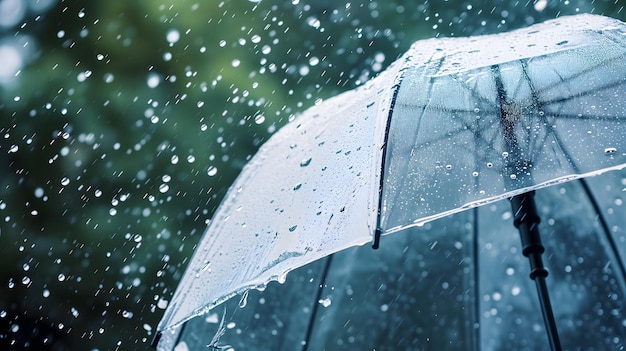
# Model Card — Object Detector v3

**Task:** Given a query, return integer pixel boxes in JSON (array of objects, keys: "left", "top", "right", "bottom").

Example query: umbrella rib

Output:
[
  {"left": 578, "top": 178, "right": 626, "bottom": 290},
  {"left": 378, "top": 54, "right": 447, "bottom": 236},
  {"left": 533, "top": 52, "right": 624, "bottom": 95},
  {"left": 540, "top": 79, "right": 626, "bottom": 106},
  {"left": 541, "top": 113, "right": 625, "bottom": 121},
  {"left": 301, "top": 254, "right": 334, "bottom": 351},
  {"left": 374, "top": 82, "right": 402, "bottom": 248}
]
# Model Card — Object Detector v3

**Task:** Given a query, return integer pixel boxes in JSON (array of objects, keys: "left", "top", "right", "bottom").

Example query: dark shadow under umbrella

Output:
[{"left": 153, "top": 14, "right": 626, "bottom": 351}]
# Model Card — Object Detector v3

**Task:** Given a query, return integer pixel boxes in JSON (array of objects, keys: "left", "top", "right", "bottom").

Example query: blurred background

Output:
[{"left": 0, "top": 0, "right": 624, "bottom": 350}]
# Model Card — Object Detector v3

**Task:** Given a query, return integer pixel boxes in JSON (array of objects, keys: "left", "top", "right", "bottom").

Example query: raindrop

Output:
[
  {"left": 171, "top": 155, "right": 179, "bottom": 164},
  {"left": 300, "top": 158, "right": 312, "bottom": 167},
  {"left": 104, "top": 73, "right": 114, "bottom": 83},
  {"left": 166, "top": 30, "right": 180, "bottom": 44},
  {"left": 254, "top": 115, "right": 265, "bottom": 124},
  {"left": 60, "top": 177, "right": 70, "bottom": 186},
  {"left": 157, "top": 299, "right": 168, "bottom": 309},
  {"left": 318, "top": 298, "right": 331, "bottom": 307},
  {"left": 299, "top": 65, "right": 309, "bottom": 76},
  {"left": 207, "top": 166, "right": 218, "bottom": 176},
  {"left": 197, "top": 261, "right": 211, "bottom": 274},
  {"left": 57, "top": 273, "right": 66, "bottom": 281},
  {"left": 147, "top": 73, "right": 160, "bottom": 88},
  {"left": 534, "top": 0, "right": 548, "bottom": 11},
  {"left": 605, "top": 147, "right": 617, "bottom": 154},
  {"left": 238, "top": 290, "right": 249, "bottom": 308}
]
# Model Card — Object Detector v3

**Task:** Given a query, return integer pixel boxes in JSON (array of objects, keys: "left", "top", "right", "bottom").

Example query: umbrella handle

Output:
[{"left": 509, "top": 191, "right": 562, "bottom": 351}]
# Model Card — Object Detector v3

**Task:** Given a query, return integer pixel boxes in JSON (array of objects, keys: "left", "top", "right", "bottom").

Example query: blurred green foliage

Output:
[{"left": 0, "top": 0, "right": 623, "bottom": 349}]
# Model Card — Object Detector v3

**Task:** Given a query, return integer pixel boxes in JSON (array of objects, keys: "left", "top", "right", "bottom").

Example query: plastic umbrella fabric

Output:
[
  {"left": 159, "top": 170, "right": 626, "bottom": 351},
  {"left": 154, "top": 14, "right": 626, "bottom": 350}
]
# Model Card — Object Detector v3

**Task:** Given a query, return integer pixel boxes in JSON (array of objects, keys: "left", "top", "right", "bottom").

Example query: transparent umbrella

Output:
[{"left": 153, "top": 14, "right": 626, "bottom": 350}]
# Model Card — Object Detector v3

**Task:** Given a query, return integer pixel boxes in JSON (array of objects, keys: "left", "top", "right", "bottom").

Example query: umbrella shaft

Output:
[
  {"left": 509, "top": 191, "right": 562, "bottom": 351},
  {"left": 534, "top": 275, "right": 562, "bottom": 351}
]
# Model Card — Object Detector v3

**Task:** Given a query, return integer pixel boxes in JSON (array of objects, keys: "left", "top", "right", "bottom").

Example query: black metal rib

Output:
[
  {"left": 578, "top": 177, "right": 626, "bottom": 290},
  {"left": 374, "top": 82, "right": 402, "bottom": 249}
]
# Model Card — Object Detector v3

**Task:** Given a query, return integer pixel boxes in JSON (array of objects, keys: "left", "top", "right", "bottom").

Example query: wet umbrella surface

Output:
[{"left": 154, "top": 14, "right": 626, "bottom": 350}]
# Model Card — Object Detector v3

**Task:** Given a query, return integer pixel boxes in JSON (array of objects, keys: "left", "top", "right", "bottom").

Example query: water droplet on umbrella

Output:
[
  {"left": 201, "top": 261, "right": 211, "bottom": 272},
  {"left": 293, "top": 183, "right": 302, "bottom": 191},
  {"left": 605, "top": 147, "right": 617, "bottom": 154},
  {"left": 288, "top": 225, "right": 297, "bottom": 232},
  {"left": 318, "top": 298, "right": 331, "bottom": 307},
  {"left": 238, "top": 290, "right": 249, "bottom": 308},
  {"left": 300, "top": 158, "right": 312, "bottom": 167}
]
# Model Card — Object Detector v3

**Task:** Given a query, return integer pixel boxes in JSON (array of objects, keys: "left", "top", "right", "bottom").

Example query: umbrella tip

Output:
[
  {"left": 372, "top": 229, "right": 381, "bottom": 250},
  {"left": 150, "top": 331, "right": 162, "bottom": 349}
]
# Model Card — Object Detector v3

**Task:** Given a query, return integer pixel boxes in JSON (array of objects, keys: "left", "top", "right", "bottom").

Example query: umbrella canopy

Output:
[
  {"left": 158, "top": 170, "right": 626, "bottom": 351},
  {"left": 154, "top": 13, "right": 626, "bottom": 349}
]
